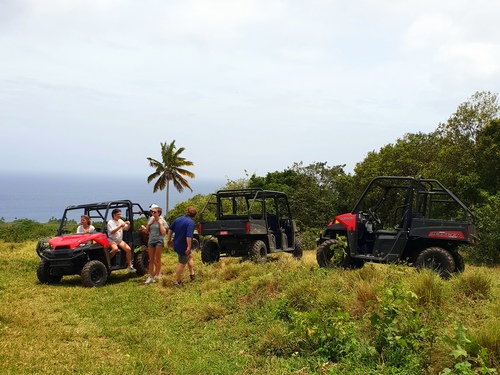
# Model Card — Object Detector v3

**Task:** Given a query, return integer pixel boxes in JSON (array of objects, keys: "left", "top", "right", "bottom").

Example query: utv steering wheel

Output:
[{"left": 368, "top": 208, "right": 382, "bottom": 226}]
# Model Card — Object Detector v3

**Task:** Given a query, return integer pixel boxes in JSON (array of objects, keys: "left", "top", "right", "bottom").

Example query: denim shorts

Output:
[{"left": 148, "top": 240, "right": 164, "bottom": 248}]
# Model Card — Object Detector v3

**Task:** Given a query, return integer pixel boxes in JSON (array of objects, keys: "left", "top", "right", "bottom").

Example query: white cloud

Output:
[{"left": 1, "top": 0, "right": 499, "bottom": 180}]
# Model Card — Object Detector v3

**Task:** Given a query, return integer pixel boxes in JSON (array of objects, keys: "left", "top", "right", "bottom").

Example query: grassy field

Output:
[{"left": 0, "top": 241, "right": 498, "bottom": 375}]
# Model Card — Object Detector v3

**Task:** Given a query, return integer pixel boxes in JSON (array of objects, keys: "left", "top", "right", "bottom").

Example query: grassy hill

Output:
[{"left": 0, "top": 241, "right": 498, "bottom": 375}]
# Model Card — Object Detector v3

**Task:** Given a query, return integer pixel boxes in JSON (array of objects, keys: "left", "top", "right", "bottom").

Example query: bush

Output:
[
  {"left": 0, "top": 219, "right": 59, "bottom": 242},
  {"left": 465, "top": 192, "right": 500, "bottom": 266}
]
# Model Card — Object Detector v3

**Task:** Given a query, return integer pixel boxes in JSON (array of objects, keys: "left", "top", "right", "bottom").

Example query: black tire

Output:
[
  {"left": 316, "top": 239, "right": 363, "bottom": 269},
  {"left": 451, "top": 251, "right": 465, "bottom": 273},
  {"left": 250, "top": 240, "right": 267, "bottom": 263},
  {"left": 134, "top": 248, "right": 149, "bottom": 276},
  {"left": 81, "top": 260, "right": 108, "bottom": 287},
  {"left": 36, "top": 260, "right": 63, "bottom": 284},
  {"left": 292, "top": 237, "right": 303, "bottom": 259},
  {"left": 192, "top": 238, "right": 200, "bottom": 251},
  {"left": 415, "top": 247, "right": 455, "bottom": 279},
  {"left": 201, "top": 241, "right": 220, "bottom": 264}
]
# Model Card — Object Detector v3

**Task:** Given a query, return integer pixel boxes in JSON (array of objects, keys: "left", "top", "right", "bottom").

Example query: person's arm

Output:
[
  {"left": 159, "top": 219, "right": 167, "bottom": 235},
  {"left": 167, "top": 229, "right": 173, "bottom": 247},
  {"left": 185, "top": 237, "right": 192, "bottom": 254},
  {"left": 109, "top": 220, "right": 126, "bottom": 235}
]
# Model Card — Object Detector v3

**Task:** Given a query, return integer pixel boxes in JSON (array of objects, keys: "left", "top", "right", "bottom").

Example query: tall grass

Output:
[{"left": 0, "top": 241, "right": 499, "bottom": 374}]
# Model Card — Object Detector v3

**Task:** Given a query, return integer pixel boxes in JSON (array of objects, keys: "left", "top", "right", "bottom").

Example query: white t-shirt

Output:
[
  {"left": 107, "top": 219, "right": 125, "bottom": 243},
  {"left": 77, "top": 225, "right": 95, "bottom": 234}
]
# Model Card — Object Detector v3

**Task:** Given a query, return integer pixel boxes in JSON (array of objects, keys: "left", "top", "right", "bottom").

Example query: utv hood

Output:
[{"left": 48, "top": 233, "right": 109, "bottom": 250}]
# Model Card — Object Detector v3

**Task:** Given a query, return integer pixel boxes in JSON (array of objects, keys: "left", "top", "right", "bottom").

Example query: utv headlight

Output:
[{"left": 78, "top": 240, "right": 93, "bottom": 248}]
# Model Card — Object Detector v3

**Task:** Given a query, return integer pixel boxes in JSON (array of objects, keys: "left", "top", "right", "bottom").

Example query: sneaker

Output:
[
  {"left": 145, "top": 276, "right": 154, "bottom": 284},
  {"left": 156, "top": 273, "right": 163, "bottom": 279},
  {"left": 190, "top": 273, "right": 195, "bottom": 281},
  {"left": 174, "top": 281, "right": 182, "bottom": 287},
  {"left": 127, "top": 265, "right": 136, "bottom": 273}
]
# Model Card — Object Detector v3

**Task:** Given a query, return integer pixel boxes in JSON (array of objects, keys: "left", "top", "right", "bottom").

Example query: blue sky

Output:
[{"left": 1, "top": 0, "right": 499, "bottom": 182}]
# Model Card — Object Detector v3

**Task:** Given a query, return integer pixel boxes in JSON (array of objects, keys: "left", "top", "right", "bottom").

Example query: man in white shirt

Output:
[{"left": 107, "top": 208, "right": 136, "bottom": 272}]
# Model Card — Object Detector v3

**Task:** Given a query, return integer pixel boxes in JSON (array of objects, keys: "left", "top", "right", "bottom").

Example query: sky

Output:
[{"left": 1, "top": 0, "right": 500, "bottom": 184}]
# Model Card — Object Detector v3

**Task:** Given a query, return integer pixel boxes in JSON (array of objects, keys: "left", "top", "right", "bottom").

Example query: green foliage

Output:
[
  {"left": 465, "top": 192, "right": 500, "bottom": 265},
  {"left": 476, "top": 119, "right": 500, "bottom": 194},
  {"left": 368, "top": 284, "right": 437, "bottom": 371},
  {"left": 0, "top": 219, "right": 59, "bottom": 242},
  {"left": 440, "top": 323, "right": 497, "bottom": 375},
  {"left": 165, "top": 193, "right": 210, "bottom": 225}
]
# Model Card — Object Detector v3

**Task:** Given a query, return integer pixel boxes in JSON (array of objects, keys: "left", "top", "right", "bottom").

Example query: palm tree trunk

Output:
[{"left": 165, "top": 182, "right": 170, "bottom": 219}]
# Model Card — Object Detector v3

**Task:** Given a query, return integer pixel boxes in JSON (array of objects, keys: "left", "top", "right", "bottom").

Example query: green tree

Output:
[
  {"left": 476, "top": 119, "right": 500, "bottom": 194},
  {"left": 435, "top": 91, "right": 500, "bottom": 205},
  {"left": 147, "top": 140, "right": 195, "bottom": 218}
]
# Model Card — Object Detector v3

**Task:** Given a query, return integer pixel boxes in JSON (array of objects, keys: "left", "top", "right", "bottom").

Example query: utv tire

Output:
[
  {"left": 415, "top": 247, "right": 455, "bottom": 279},
  {"left": 451, "top": 251, "right": 465, "bottom": 273},
  {"left": 316, "top": 239, "right": 363, "bottom": 269},
  {"left": 250, "top": 240, "right": 267, "bottom": 263},
  {"left": 81, "top": 260, "right": 108, "bottom": 287},
  {"left": 191, "top": 238, "right": 200, "bottom": 251},
  {"left": 201, "top": 241, "right": 220, "bottom": 264},
  {"left": 292, "top": 237, "right": 303, "bottom": 259},
  {"left": 134, "top": 248, "right": 149, "bottom": 276},
  {"left": 37, "top": 260, "right": 63, "bottom": 284}
]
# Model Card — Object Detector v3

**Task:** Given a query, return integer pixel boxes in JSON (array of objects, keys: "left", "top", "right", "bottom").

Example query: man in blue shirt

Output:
[{"left": 167, "top": 207, "right": 197, "bottom": 285}]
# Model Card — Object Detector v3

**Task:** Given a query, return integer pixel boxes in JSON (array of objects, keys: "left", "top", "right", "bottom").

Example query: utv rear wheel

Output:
[
  {"left": 37, "top": 260, "right": 63, "bottom": 284},
  {"left": 316, "top": 239, "right": 363, "bottom": 269},
  {"left": 201, "top": 241, "right": 220, "bottom": 264},
  {"left": 192, "top": 238, "right": 200, "bottom": 251},
  {"left": 415, "top": 247, "right": 455, "bottom": 279},
  {"left": 134, "top": 248, "right": 149, "bottom": 276},
  {"left": 451, "top": 251, "right": 465, "bottom": 273},
  {"left": 81, "top": 260, "right": 108, "bottom": 287},
  {"left": 250, "top": 240, "right": 267, "bottom": 263},
  {"left": 292, "top": 238, "right": 303, "bottom": 259}
]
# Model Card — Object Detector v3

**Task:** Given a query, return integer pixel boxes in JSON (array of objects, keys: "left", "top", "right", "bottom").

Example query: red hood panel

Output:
[{"left": 49, "top": 233, "right": 109, "bottom": 249}]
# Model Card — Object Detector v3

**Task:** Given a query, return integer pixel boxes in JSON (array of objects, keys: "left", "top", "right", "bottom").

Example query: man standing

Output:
[{"left": 167, "top": 207, "right": 197, "bottom": 285}]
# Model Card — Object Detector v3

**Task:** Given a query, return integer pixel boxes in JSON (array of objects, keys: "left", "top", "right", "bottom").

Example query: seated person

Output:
[
  {"left": 77, "top": 215, "right": 95, "bottom": 234},
  {"left": 107, "top": 208, "right": 136, "bottom": 272}
]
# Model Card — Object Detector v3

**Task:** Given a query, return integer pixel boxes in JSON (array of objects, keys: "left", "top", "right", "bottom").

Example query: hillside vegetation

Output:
[{"left": 0, "top": 241, "right": 498, "bottom": 374}]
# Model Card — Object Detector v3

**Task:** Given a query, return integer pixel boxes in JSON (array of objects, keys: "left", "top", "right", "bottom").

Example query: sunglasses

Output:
[{"left": 151, "top": 211, "right": 158, "bottom": 214}]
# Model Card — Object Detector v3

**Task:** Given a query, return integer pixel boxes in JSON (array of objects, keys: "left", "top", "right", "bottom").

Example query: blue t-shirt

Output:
[{"left": 169, "top": 215, "right": 195, "bottom": 255}]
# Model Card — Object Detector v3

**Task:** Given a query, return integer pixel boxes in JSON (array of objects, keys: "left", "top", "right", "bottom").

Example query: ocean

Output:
[{"left": 0, "top": 172, "right": 224, "bottom": 222}]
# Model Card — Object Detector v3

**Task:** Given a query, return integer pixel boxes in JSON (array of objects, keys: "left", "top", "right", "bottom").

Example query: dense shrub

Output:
[
  {"left": 465, "top": 192, "right": 500, "bottom": 266},
  {"left": 0, "top": 219, "right": 59, "bottom": 242}
]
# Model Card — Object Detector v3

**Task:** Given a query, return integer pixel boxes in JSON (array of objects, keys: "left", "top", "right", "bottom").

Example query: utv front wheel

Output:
[
  {"left": 37, "top": 260, "right": 63, "bottom": 284},
  {"left": 201, "top": 241, "right": 220, "bottom": 264},
  {"left": 316, "top": 239, "right": 363, "bottom": 269},
  {"left": 134, "top": 248, "right": 149, "bottom": 276},
  {"left": 81, "top": 260, "right": 108, "bottom": 287},
  {"left": 250, "top": 240, "right": 267, "bottom": 263},
  {"left": 415, "top": 247, "right": 455, "bottom": 279}
]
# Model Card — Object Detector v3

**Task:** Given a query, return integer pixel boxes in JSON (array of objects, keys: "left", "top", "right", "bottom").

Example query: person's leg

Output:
[
  {"left": 146, "top": 246, "right": 155, "bottom": 277},
  {"left": 109, "top": 242, "right": 118, "bottom": 258},
  {"left": 174, "top": 253, "right": 187, "bottom": 284},
  {"left": 154, "top": 244, "right": 163, "bottom": 277},
  {"left": 187, "top": 253, "right": 195, "bottom": 279},
  {"left": 119, "top": 241, "right": 133, "bottom": 267}
]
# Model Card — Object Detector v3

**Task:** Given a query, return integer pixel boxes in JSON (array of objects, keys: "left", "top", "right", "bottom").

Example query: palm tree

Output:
[{"left": 147, "top": 140, "right": 195, "bottom": 218}]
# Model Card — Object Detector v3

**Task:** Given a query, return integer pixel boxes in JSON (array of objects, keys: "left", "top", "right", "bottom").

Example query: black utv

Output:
[
  {"left": 198, "top": 189, "right": 302, "bottom": 264},
  {"left": 316, "top": 176, "right": 477, "bottom": 278}
]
